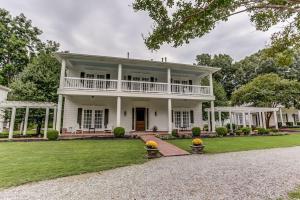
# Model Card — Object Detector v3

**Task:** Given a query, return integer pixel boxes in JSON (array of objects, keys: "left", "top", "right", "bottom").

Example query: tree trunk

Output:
[{"left": 266, "top": 112, "right": 273, "bottom": 128}]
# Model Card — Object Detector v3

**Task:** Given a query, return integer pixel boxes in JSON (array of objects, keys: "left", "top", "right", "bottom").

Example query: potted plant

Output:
[
  {"left": 145, "top": 140, "right": 160, "bottom": 158},
  {"left": 190, "top": 138, "right": 205, "bottom": 154}
]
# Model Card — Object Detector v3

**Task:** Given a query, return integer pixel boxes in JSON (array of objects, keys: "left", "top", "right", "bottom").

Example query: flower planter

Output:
[
  {"left": 145, "top": 147, "right": 160, "bottom": 159},
  {"left": 190, "top": 145, "right": 205, "bottom": 154}
]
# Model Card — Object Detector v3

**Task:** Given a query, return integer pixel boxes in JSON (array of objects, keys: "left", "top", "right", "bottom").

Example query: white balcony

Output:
[{"left": 63, "top": 77, "right": 211, "bottom": 96}]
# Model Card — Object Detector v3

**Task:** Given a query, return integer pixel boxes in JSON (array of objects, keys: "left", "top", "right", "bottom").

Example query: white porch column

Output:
[
  {"left": 248, "top": 112, "right": 252, "bottom": 128},
  {"left": 59, "top": 59, "right": 66, "bottom": 89},
  {"left": 9, "top": 107, "right": 16, "bottom": 140},
  {"left": 229, "top": 111, "right": 233, "bottom": 132},
  {"left": 209, "top": 73, "right": 214, "bottom": 95},
  {"left": 23, "top": 107, "right": 29, "bottom": 135},
  {"left": 218, "top": 111, "right": 222, "bottom": 127},
  {"left": 117, "top": 64, "right": 122, "bottom": 92},
  {"left": 167, "top": 68, "right": 171, "bottom": 93},
  {"left": 56, "top": 95, "right": 63, "bottom": 133},
  {"left": 210, "top": 101, "right": 216, "bottom": 132},
  {"left": 207, "top": 111, "right": 211, "bottom": 132},
  {"left": 274, "top": 111, "right": 278, "bottom": 129},
  {"left": 116, "top": 96, "right": 121, "bottom": 127},
  {"left": 259, "top": 112, "right": 263, "bottom": 128},
  {"left": 44, "top": 107, "right": 49, "bottom": 139},
  {"left": 279, "top": 108, "right": 285, "bottom": 126},
  {"left": 242, "top": 112, "right": 246, "bottom": 127},
  {"left": 53, "top": 107, "right": 57, "bottom": 129},
  {"left": 262, "top": 112, "right": 266, "bottom": 128},
  {"left": 168, "top": 98, "right": 172, "bottom": 134}
]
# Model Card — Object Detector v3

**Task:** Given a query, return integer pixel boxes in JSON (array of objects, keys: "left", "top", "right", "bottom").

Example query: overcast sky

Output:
[{"left": 0, "top": 0, "right": 279, "bottom": 64}]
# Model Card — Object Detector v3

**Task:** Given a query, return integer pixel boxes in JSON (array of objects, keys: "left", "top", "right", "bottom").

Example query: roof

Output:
[
  {"left": 54, "top": 52, "right": 220, "bottom": 74},
  {"left": 0, "top": 85, "right": 11, "bottom": 92}
]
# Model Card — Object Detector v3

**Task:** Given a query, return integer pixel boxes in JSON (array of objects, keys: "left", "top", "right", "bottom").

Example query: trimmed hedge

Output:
[
  {"left": 216, "top": 127, "right": 228, "bottom": 137},
  {"left": 256, "top": 128, "right": 270, "bottom": 135},
  {"left": 240, "top": 127, "right": 251, "bottom": 135},
  {"left": 192, "top": 127, "right": 201, "bottom": 137},
  {"left": 47, "top": 130, "right": 59, "bottom": 141},
  {"left": 171, "top": 129, "right": 178, "bottom": 137},
  {"left": 113, "top": 127, "right": 125, "bottom": 138}
]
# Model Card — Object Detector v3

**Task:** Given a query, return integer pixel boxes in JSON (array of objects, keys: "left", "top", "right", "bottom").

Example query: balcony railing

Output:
[
  {"left": 121, "top": 80, "right": 168, "bottom": 93},
  {"left": 64, "top": 77, "right": 118, "bottom": 90},
  {"left": 63, "top": 77, "right": 211, "bottom": 96}
]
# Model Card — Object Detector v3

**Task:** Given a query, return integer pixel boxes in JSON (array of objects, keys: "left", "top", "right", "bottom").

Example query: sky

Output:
[{"left": 0, "top": 0, "right": 280, "bottom": 64}]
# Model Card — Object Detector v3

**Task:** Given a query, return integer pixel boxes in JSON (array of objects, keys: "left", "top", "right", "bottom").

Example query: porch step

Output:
[{"left": 140, "top": 135, "right": 190, "bottom": 157}]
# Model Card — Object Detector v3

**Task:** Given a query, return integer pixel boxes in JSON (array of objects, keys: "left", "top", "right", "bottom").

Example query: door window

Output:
[
  {"left": 94, "top": 110, "right": 103, "bottom": 129},
  {"left": 83, "top": 110, "right": 92, "bottom": 129}
]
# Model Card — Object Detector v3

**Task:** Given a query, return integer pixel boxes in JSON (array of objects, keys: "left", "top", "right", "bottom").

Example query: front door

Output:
[{"left": 136, "top": 108, "right": 146, "bottom": 131}]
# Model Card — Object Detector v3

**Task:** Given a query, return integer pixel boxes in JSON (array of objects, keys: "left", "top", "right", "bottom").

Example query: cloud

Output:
[{"left": 0, "top": 0, "right": 277, "bottom": 63}]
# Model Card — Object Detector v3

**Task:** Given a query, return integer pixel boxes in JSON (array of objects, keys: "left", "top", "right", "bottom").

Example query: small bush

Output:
[
  {"left": 171, "top": 129, "right": 178, "bottom": 137},
  {"left": 241, "top": 127, "right": 251, "bottom": 135},
  {"left": 216, "top": 127, "right": 228, "bottom": 137},
  {"left": 286, "top": 122, "right": 293, "bottom": 127},
  {"left": 192, "top": 127, "right": 201, "bottom": 137},
  {"left": 113, "top": 127, "right": 125, "bottom": 138},
  {"left": 235, "top": 130, "right": 242, "bottom": 136},
  {"left": 271, "top": 128, "right": 279, "bottom": 133},
  {"left": 47, "top": 130, "right": 59, "bottom": 141},
  {"left": 257, "top": 128, "right": 270, "bottom": 135}
]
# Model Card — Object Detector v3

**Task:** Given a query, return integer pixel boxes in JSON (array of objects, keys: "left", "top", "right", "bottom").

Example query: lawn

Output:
[
  {"left": 168, "top": 134, "right": 300, "bottom": 154},
  {"left": 0, "top": 139, "right": 146, "bottom": 189},
  {"left": 288, "top": 187, "right": 300, "bottom": 199}
]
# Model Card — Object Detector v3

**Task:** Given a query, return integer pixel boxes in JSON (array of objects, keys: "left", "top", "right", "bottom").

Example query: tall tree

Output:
[
  {"left": 0, "top": 8, "right": 43, "bottom": 85},
  {"left": 231, "top": 73, "right": 300, "bottom": 127},
  {"left": 133, "top": 0, "right": 300, "bottom": 64}
]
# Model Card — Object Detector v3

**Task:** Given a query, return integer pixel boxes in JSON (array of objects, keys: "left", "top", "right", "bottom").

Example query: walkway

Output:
[
  {"left": 140, "top": 135, "right": 190, "bottom": 156},
  {"left": 2, "top": 147, "right": 300, "bottom": 200}
]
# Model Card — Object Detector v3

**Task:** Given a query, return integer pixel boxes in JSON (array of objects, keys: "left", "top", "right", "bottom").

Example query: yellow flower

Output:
[
  {"left": 146, "top": 140, "right": 158, "bottom": 149},
  {"left": 192, "top": 138, "right": 203, "bottom": 146}
]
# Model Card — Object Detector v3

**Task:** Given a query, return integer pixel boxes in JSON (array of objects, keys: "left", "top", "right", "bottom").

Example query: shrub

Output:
[
  {"left": 171, "top": 129, "right": 178, "bottom": 137},
  {"left": 192, "top": 127, "right": 201, "bottom": 137},
  {"left": 257, "top": 128, "right": 270, "bottom": 135},
  {"left": 235, "top": 130, "right": 242, "bottom": 136},
  {"left": 271, "top": 128, "right": 279, "bottom": 133},
  {"left": 241, "top": 127, "right": 251, "bottom": 135},
  {"left": 47, "top": 130, "right": 59, "bottom": 141},
  {"left": 216, "top": 127, "right": 228, "bottom": 137},
  {"left": 113, "top": 127, "right": 125, "bottom": 138},
  {"left": 226, "top": 123, "right": 236, "bottom": 130},
  {"left": 192, "top": 138, "right": 203, "bottom": 146},
  {"left": 145, "top": 140, "right": 158, "bottom": 149}
]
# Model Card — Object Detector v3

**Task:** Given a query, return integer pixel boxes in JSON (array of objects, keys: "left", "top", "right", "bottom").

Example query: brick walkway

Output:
[{"left": 140, "top": 135, "right": 190, "bottom": 157}]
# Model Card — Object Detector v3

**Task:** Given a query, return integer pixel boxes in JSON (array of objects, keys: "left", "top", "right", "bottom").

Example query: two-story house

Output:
[{"left": 54, "top": 53, "right": 219, "bottom": 134}]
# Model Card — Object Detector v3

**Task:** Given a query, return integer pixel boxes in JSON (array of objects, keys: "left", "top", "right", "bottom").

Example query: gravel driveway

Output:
[{"left": 1, "top": 146, "right": 300, "bottom": 200}]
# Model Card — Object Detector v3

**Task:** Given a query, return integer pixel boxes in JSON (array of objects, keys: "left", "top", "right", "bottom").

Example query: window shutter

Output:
[
  {"left": 104, "top": 109, "right": 109, "bottom": 129},
  {"left": 77, "top": 108, "right": 82, "bottom": 128},
  {"left": 132, "top": 108, "right": 135, "bottom": 130},
  {"left": 80, "top": 72, "right": 85, "bottom": 78},
  {"left": 189, "top": 80, "right": 193, "bottom": 85},
  {"left": 106, "top": 74, "right": 110, "bottom": 79},
  {"left": 190, "top": 110, "right": 194, "bottom": 124},
  {"left": 150, "top": 77, "right": 154, "bottom": 82},
  {"left": 128, "top": 75, "right": 132, "bottom": 80},
  {"left": 146, "top": 108, "right": 149, "bottom": 129}
]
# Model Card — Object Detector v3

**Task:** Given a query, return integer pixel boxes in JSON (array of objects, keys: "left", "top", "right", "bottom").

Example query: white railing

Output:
[
  {"left": 121, "top": 80, "right": 168, "bottom": 93},
  {"left": 63, "top": 77, "right": 211, "bottom": 96},
  {"left": 171, "top": 84, "right": 210, "bottom": 95},
  {"left": 64, "top": 77, "right": 118, "bottom": 91}
]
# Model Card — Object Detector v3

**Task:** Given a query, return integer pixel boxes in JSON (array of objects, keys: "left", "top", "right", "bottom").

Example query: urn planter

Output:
[
  {"left": 190, "top": 145, "right": 205, "bottom": 154},
  {"left": 145, "top": 147, "right": 160, "bottom": 159}
]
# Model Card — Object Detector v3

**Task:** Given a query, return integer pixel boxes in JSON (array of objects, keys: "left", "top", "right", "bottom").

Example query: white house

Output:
[
  {"left": 54, "top": 53, "right": 219, "bottom": 134},
  {"left": 0, "top": 85, "right": 10, "bottom": 132}
]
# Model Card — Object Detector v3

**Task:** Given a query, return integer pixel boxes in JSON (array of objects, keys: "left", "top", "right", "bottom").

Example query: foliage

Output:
[
  {"left": 47, "top": 130, "right": 59, "bottom": 141},
  {"left": 0, "top": 140, "right": 146, "bottom": 188},
  {"left": 216, "top": 127, "right": 228, "bottom": 137},
  {"left": 145, "top": 140, "right": 158, "bottom": 149},
  {"left": 240, "top": 127, "right": 251, "bottom": 135},
  {"left": 192, "top": 127, "right": 201, "bottom": 137},
  {"left": 168, "top": 134, "right": 300, "bottom": 154},
  {"left": 133, "top": 0, "right": 300, "bottom": 64},
  {"left": 256, "top": 128, "right": 270, "bottom": 135},
  {"left": 172, "top": 129, "right": 178, "bottom": 137},
  {"left": 113, "top": 127, "right": 125, "bottom": 138},
  {"left": 231, "top": 73, "right": 300, "bottom": 127},
  {"left": 226, "top": 123, "right": 236, "bottom": 131},
  {"left": 235, "top": 130, "right": 242, "bottom": 136},
  {"left": 192, "top": 138, "right": 203, "bottom": 146}
]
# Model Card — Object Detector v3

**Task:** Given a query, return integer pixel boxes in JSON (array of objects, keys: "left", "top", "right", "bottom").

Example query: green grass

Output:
[
  {"left": 0, "top": 130, "right": 40, "bottom": 135},
  {"left": 168, "top": 134, "right": 300, "bottom": 154},
  {"left": 0, "top": 140, "right": 146, "bottom": 189}
]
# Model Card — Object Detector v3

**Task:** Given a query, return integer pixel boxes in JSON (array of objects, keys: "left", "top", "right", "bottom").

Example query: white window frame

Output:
[
  {"left": 173, "top": 108, "right": 192, "bottom": 129},
  {"left": 81, "top": 106, "right": 105, "bottom": 131}
]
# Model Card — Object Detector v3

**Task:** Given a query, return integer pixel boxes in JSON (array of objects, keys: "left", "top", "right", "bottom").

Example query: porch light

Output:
[{"left": 124, "top": 111, "right": 127, "bottom": 116}]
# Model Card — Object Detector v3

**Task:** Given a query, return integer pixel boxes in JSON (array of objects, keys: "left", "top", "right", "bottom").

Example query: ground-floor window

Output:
[
  {"left": 174, "top": 110, "right": 191, "bottom": 128},
  {"left": 82, "top": 109, "right": 104, "bottom": 130}
]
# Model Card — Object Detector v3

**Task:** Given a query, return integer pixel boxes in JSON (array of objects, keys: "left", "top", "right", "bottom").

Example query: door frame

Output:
[{"left": 135, "top": 107, "right": 146, "bottom": 131}]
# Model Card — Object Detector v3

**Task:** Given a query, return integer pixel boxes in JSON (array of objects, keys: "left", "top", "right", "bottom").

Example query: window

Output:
[
  {"left": 182, "top": 111, "right": 190, "bottom": 128},
  {"left": 83, "top": 110, "right": 92, "bottom": 128},
  {"left": 174, "top": 111, "right": 181, "bottom": 128},
  {"left": 174, "top": 110, "right": 192, "bottom": 128},
  {"left": 94, "top": 110, "right": 103, "bottom": 129}
]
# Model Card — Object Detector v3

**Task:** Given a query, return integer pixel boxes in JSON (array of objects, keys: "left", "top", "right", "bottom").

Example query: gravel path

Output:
[{"left": 2, "top": 147, "right": 300, "bottom": 200}]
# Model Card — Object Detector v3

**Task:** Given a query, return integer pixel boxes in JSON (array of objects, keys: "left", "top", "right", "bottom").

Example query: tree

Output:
[
  {"left": 231, "top": 73, "right": 300, "bottom": 127},
  {"left": 0, "top": 8, "right": 45, "bottom": 85},
  {"left": 133, "top": 0, "right": 300, "bottom": 64}
]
